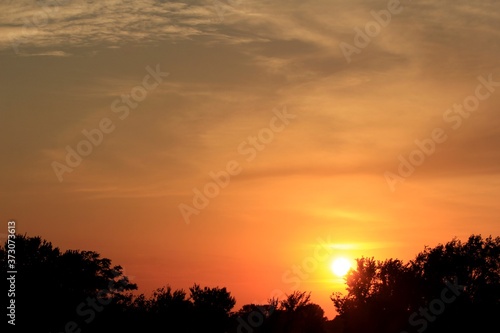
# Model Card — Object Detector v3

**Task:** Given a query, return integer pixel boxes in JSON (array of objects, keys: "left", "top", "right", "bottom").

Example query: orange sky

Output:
[{"left": 1, "top": 0, "right": 500, "bottom": 319}]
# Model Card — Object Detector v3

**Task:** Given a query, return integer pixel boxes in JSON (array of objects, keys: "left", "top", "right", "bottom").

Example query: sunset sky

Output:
[{"left": 1, "top": 0, "right": 500, "bottom": 318}]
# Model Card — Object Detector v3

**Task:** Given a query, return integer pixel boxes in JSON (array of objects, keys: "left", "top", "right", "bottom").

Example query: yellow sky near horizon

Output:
[{"left": 1, "top": 0, "right": 500, "bottom": 319}]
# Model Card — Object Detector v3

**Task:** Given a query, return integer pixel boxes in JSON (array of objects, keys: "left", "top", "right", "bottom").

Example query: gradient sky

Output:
[{"left": 1, "top": 0, "right": 500, "bottom": 319}]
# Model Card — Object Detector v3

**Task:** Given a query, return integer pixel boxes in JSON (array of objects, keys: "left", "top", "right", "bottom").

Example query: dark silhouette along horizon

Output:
[{"left": 2, "top": 233, "right": 499, "bottom": 333}]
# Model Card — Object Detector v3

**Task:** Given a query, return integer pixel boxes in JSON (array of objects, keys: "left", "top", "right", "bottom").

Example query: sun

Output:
[{"left": 330, "top": 257, "right": 352, "bottom": 277}]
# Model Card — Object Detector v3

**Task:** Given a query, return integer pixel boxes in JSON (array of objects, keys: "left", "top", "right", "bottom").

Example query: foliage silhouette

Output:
[
  {"left": 331, "top": 234, "right": 500, "bottom": 333},
  {"left": 2, "top": 233, "right": 499, "bottom": 333},
  {"left": 280, "top": 291, "right": 312, "bottom": 312},
  {"left": 1, "top": 234, "right": 137, "bottom": 332},
  {"left": 234, "top": 291, "right": 328, "bottom": 333},
  {"left": 189, "top": 284, "right": 236, "bottom": 333}
]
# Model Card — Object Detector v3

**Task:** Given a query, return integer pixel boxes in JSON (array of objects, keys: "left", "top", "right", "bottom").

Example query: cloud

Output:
[
  {"left": 2, "top": 0, "right": 500, "bottom": 198},
  {"left": 0, "top": 0, "right": 219, "bottom": 52},
  {"left": 19, "top": 50, "right": 71, "bottom": 56}
]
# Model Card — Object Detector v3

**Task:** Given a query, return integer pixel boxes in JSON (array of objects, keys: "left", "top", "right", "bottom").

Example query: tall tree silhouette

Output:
[
  {"left": 409, "top": 234, "right": 500, "bottom": 332},
  {"left": 331, "top": 234, "right": 500, "bottom": 333},
  {"left": 0, "top": 234, "right": 137, "bottom": 332}
]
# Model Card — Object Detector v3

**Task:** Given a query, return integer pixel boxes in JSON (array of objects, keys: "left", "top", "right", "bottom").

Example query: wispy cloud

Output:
[{"left": 0, "top": 0, "right": 267, "bottom": 53}]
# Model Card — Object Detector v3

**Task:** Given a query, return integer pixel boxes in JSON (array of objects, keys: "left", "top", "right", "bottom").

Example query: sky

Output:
[{"left": 1, "top": 0, "right": 500, "bottom": 319}]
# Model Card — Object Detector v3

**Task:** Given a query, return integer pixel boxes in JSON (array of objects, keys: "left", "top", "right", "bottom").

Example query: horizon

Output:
[
  {"left": 5, "top": 231, "right": 498, "bottom": 320},
  {"left": 2, "top": 0, "right": 500, "bottom": 321}
]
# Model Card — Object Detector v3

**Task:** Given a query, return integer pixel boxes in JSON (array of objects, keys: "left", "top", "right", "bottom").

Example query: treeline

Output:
[
  {"left": 1, "top": 234, "right": 499, "bottom": 333},
  {"left": 331, "top": 234, "right": 500, "bottom": 333}
]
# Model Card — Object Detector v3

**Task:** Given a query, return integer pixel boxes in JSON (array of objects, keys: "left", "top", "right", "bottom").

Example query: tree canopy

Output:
[
  {"left": 2, "top": 233, "right": 499, "bottom": 333},
  {"left": 331, "top": 234, "right": 500, "bottom": 333},
  {"left": 1, "top": 234, "right": 137, "bottom": 332}
]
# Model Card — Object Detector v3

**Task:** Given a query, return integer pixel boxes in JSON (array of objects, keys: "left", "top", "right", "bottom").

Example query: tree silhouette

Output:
[
  {"left": 280, "top": 291, "right": 312, "bottom": 312},
  {"left": 248, "top": 291, "right": 328, "bottom": 333},
  {"left": 124, "top": 285, "right": 194, "bottom": 332},
  {"left": 3, "top": 232, "right": 498, "bottom": 333},
  {"left": 1, "top": 234, "right": 137, "bottom": 332},
  {"left": 189, "top": 284, "right": 236, "bottom": 333},
  {"left": 331, "top": 234, "right": 500, "bottom": 333},
  {"left": 409, "top": 234, "right": 500, "bottom": 332}
]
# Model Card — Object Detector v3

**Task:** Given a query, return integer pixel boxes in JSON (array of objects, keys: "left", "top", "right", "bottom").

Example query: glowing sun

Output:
[{"left": 330, "top": 257, "right": 352, "bottom": 277}]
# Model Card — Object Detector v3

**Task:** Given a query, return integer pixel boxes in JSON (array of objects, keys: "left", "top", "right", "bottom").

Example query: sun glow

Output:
[{"left": 330, "top": 257, "right": 352, "bottom": 277}]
